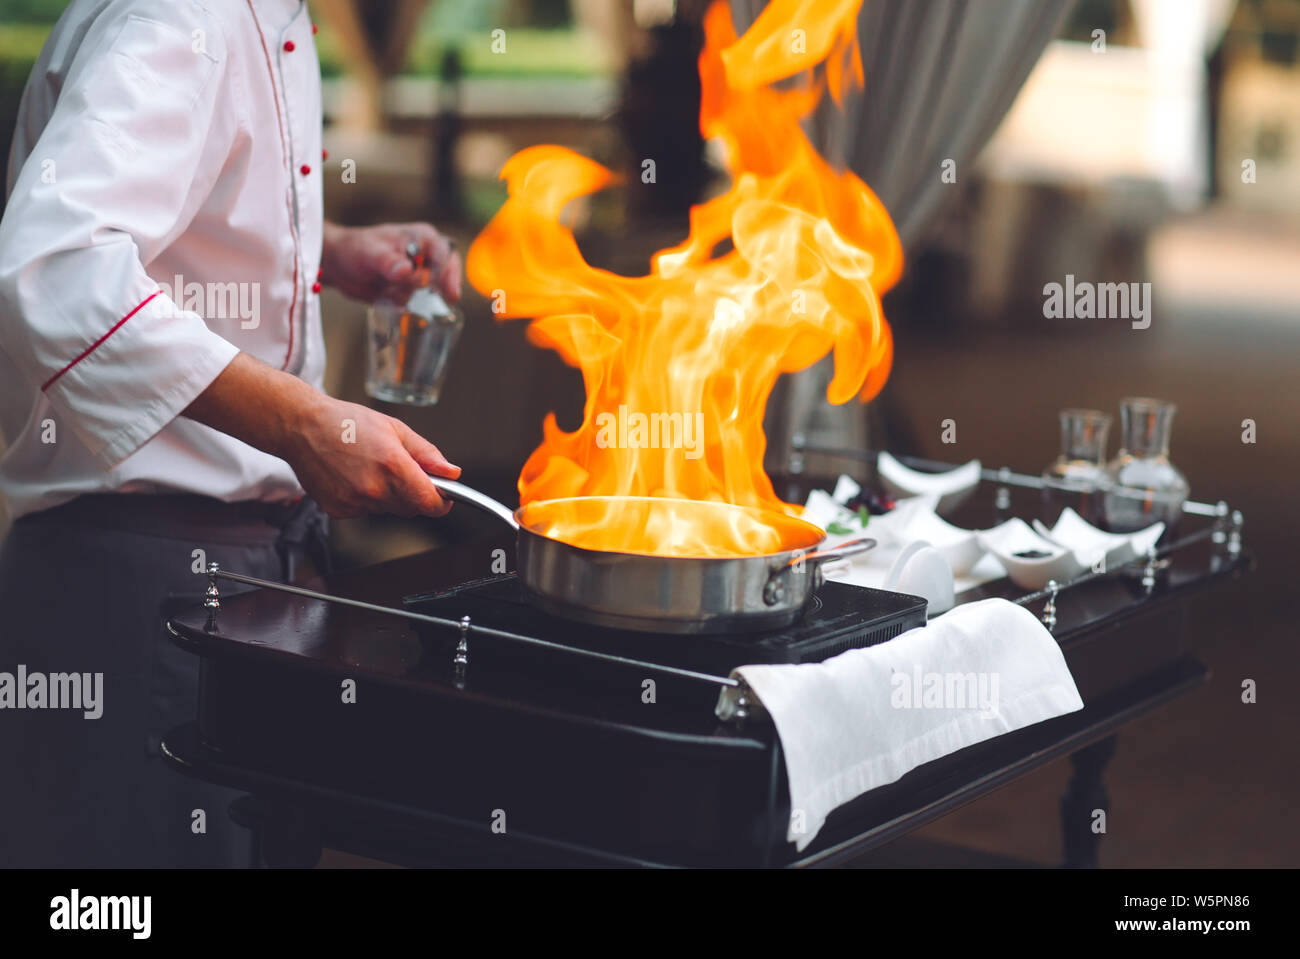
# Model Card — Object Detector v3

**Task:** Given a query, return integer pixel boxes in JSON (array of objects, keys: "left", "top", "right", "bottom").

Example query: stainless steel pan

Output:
[{"left": 429, "top": 477, "right": 874, "bottom": 634}]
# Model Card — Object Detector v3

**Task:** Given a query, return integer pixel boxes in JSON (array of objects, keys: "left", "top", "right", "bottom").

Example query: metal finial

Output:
[
  {"left": 1042, "top": 580, "right": 1058, "bottom": 632},
  {"left": 730, "top": 679, "right": 753, "bottom": 728},
  {"left": 789, "top": 432, "right": 806, "bottom": 476},
  {"left": 995, "top": 467, "right": 1012, "bottom": 511},
  {"left": 204, "top": 562, "right": 221, "bottom": 630},
  {"left": 1211, "top": 499, "right": 1230, "bottom": 545},
  {"left": 1141, "top": 547, "right": 1159, "bottom": 594},
  {"left": 453, "top": 615, "right": 471, "bottom": 687}
]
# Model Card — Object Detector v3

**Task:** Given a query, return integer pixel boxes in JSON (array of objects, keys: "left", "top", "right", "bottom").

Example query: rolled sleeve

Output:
[{"left": 42, "top": 291, "right": 241, "bottom": 467}]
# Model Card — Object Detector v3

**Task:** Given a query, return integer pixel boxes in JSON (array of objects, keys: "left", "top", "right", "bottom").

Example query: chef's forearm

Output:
[
  {"left": 181, "top": 350, "right": 458, "bottom": 518},
  {"left": 182, "top": 351, "right": 322, "bottom": 460}
]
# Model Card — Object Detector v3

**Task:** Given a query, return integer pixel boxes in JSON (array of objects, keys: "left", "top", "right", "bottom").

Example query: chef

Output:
[{"left": 0, "top": 0, "right": 463, "bottom": 866}]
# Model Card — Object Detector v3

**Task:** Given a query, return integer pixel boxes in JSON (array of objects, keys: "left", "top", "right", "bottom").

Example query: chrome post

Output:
[
  {"left": 204, "top": 562, "right": 221, "bottom": 630},
  {"left": 1228, "top": 510, "right": 1243, "bottom": 558},
  {"left": 789, "top": 431, "right": 806, "bottom": 477},
  {"left": 994, "top": 466, "right": 1012, "bottom": 512},
  {"left": 1211, "top": 500, "right": 1229, "bottom": 546},
  {"left": 1042, "top": 580, "right": 1058, "bottom": 632},
  {"left": 453, "top": 615, "right": 471, "bottom": 688},
  {"left": 1141, "top": 546, "right": 1159, "bottom": 595},
  {"left": 730, "top": 678, "right": 754, "bottom": 728}
]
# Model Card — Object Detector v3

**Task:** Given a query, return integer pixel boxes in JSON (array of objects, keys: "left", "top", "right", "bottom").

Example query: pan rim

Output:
[{"left": 515, "top": 494, "right": 826, "bottom": 561}]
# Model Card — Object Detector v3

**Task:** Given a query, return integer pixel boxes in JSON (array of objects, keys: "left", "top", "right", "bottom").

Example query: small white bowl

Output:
[
  {"left": 978, "top": 518, "right": 1083, "bottom": 590},
  {"left": 876, "top": 452, "right": 982, "bottom": 516},
  {"left": 1033, "top": 508, "right": 1165, "bottom": 571}
]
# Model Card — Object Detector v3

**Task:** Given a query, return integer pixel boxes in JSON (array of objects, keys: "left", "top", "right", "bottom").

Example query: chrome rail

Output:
[
  {"left": 201, "top": 564, "right": 738, "bottom": 691},
  {"left": 787, "top": 438, "right": 1246, "bottom": 629}
]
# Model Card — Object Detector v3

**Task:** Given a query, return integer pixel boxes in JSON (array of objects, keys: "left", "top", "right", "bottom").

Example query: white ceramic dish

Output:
[
  {"left": 876, "top": 452, "right": 981, "bottom": 516},
  {"left": 884, "top": 540, "right": 955, "bottom": 615},
  {"left": 886, "top": 502, "right": 985, "bottom": 576},
  {"left": 864, "top": 493, "right": 938, "bottom": 545},
  {"left": 978, "top": 518, "right": 1084, "bottom": 590},
  {"left": 1032, "top": 508, "right": 1164, "bottom": 571}
]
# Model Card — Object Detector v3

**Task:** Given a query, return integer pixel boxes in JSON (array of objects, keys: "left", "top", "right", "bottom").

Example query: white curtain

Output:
[
  {"left": 1130, "top": 0, "right": 1237, "bottom": 206},
  {"left": 725, "top": 0, "right": 1077, "bottom": 471}
]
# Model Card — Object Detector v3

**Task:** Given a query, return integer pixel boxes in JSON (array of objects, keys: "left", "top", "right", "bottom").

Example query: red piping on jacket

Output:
[
  {"left": 246, "top": 0, "right": 302, "bottom": 372},
  {"left": 41, "top": 290, "right": 162, "bottom": 391}
]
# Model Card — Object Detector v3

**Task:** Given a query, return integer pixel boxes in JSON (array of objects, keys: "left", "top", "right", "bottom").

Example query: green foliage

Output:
[
  {"left": 0, "top": 0, "right": 69, "bottom": 24},
  {"left": 0, "top": 25, "right": 49, "bottom": 189},
  {"left": 313, "top": 25, "right": 612, "bottom": 80},
  {"left": 403, "top": 28, "right": 613, "bottom": 79},
  {"left": 827, "top": 508, "right": 871, "bottom": 536},
  {"left": 0, "top": 22, "right": 50, "bottom": 58}
]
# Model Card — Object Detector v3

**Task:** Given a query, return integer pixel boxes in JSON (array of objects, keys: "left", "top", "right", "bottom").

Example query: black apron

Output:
[{"left": 0, "top": 493, "right": 330, "bottom": 867}]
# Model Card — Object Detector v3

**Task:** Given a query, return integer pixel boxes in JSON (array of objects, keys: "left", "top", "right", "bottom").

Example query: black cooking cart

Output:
[{"left": 163, "top": 461, "right": 1250, "bottom": 867}]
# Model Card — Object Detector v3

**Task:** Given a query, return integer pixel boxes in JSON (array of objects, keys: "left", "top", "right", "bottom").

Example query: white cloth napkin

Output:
[{"left": 716, "top": 598, "right": 1084, "bottom": 850}]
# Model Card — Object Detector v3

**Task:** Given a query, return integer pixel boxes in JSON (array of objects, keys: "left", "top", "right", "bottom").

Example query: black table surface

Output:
[{"left": 166, "top": 480, "right": 1251, "bottom": 867}]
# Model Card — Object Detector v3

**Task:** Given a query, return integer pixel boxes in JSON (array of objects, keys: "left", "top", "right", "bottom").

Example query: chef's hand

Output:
[
  {"left": 320, "top": 221, "right": 462, "bottom": 305},
  {"left": 284, "top": 397, "right": 461, "bottom": 519},
  {"left": 184, "top": 353, "right": 461, "bottom": 519}
]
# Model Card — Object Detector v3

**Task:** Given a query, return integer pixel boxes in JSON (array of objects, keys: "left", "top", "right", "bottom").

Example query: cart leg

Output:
[
  {"left": 231, "top": 795, "right": 322, "bottom": 868},
  {"left": 1061, "top": 735, "right": 1117, "bottom": 869}
]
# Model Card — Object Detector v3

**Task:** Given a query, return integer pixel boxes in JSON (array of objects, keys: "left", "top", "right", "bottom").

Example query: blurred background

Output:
[{"left": 0, "top": 0, "right": 1296, "bottom": 866}]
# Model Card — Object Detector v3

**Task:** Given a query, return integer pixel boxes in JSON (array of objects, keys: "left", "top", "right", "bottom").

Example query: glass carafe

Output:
[
  {"left": 1102, "top": 397, "right": 1188, "bottom": 533},
  {"left": 1042, "top": 409, "right": 1111, "bottom": 524},
  {"left": 365, "top": 242, "right": 464, "bottom": 406}
]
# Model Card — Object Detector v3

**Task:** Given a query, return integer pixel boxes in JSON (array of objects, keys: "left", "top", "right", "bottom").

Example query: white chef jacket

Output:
[{"left": 0, "top": 0, "right": 325, "bottom": 520}]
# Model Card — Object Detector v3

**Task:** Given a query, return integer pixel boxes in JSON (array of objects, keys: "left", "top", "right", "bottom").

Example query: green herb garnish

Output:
[{"left": 827, "top": 508, "right": 871, "bottom": 536}]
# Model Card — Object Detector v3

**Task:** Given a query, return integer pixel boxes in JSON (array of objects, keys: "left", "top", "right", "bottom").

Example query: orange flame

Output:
[{"left": 467, "top": 0, "right": 901, "bottom": 557}]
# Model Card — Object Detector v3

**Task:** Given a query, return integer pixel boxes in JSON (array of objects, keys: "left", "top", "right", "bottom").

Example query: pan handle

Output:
[
  {"left": 429, "top": 476, "right": 520, "bottom": 531},
  {"left": 787, "top": 536, "right": 876, "bottom": 568}
]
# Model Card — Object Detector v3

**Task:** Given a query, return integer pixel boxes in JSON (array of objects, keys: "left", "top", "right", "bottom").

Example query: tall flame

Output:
[{"left": 467, "top": 0, "right": 902, "bottom": 557}]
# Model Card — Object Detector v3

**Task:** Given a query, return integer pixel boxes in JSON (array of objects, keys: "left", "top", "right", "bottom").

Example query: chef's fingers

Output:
[
  {"left": 384, "top": 256, "right": 416, "bottom": 283},
  {"left": 419, "top": 225, "right": 455, "bottom": 273},
  {"left": 393, "top": 419, "right": 461, "bottom": 480},
  {"left": 379, "top": 434, "right": 450, "bottom": 517},
  {"left": 397, "top": 224, "right": 452, "bottom": 274},
  {"left": 435, "top": 251, "right": 463, "bottom": 303},
  {"left": 384, "top": 227, "right": 455, "bottom": 302},
  {"left": 390, "top": 457, "right": 451, "bottom": 517}
]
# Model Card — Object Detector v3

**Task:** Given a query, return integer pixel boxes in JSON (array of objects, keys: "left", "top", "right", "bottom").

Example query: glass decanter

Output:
[
  {"left": 365, "top": 242, "right": 464, "bottom": 406},
  {"left": 1042, "top": 408, "right": 1111, "bottom": 524},
  {"left": 1102, "top": 397, "right": 1188, "bottom": 533}
]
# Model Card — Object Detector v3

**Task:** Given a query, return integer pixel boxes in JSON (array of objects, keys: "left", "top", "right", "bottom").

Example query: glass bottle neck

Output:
[{"left": 1119, "top": 400, "right": 1175, "bottom": 459}]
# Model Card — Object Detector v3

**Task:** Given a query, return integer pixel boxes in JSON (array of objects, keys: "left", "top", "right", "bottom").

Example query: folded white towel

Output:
[{"left": 716, "top": 598, "right": 1083, "bottom": 850}]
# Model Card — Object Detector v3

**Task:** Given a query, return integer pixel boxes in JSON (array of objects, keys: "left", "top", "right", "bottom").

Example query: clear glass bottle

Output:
[
  {"left": 1042, "top": 408, "right": 1111, "bottom": 524},
  {"left": 365, "top": 242, "right": 464, "bottom": 406},
  {"left": 1102, "top": 397, "right": 1188, "bottom": 533}
]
